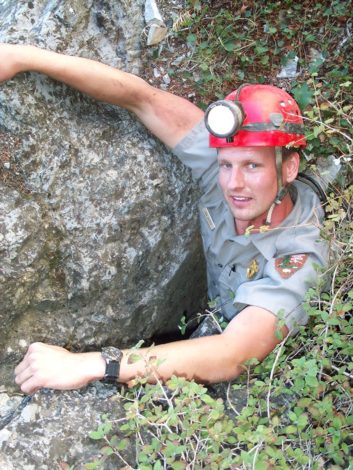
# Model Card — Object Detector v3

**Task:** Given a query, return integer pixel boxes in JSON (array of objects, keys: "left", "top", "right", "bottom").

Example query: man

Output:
[{"left": 0, "top": 44, "right": 327, "bottom": 394}]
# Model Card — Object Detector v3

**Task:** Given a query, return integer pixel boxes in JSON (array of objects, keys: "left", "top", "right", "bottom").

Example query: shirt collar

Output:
[{"left": 222, "top": 181, "right": 315, "bottom": 260}]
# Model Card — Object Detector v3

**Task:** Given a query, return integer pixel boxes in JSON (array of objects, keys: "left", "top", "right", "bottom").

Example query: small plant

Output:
[{"left": 85, "top": 377, "right": 240, "bottom": 469}]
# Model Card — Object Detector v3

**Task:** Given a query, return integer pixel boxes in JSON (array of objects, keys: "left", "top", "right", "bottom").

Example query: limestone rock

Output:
[
  {"left": 0, "top": 0, "right": 206, "bottom": 390},
  {"left": 144, "top": 0, "right": 168, "bottom": 45},
  {"left": 0, "top": 385, "right": 132, "bottom": 469},
  {"left": 277, "top": 55, "right": 299, "bottom": 79}
]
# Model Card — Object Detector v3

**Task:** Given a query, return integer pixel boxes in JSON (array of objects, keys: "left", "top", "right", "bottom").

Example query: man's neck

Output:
[{"left": 235, "top": 192, "right": 294, "bottom": 235}]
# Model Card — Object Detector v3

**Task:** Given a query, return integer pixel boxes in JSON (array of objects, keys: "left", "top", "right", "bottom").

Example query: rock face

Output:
[
  {"left": 0, "top": 0, "right": 206, "bottom": 390},
  {"left": 0, "top": 385, "right": 133, "bottom": 469}
]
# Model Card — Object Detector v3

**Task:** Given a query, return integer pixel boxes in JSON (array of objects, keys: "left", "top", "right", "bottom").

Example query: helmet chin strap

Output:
[{"left": 265, "top": 147, "right": 288, "bottom": 225}]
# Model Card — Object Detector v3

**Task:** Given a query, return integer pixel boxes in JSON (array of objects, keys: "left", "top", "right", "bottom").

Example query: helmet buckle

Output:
[{"left": 270, "top": 112, "right": 284, "bottom": 127}]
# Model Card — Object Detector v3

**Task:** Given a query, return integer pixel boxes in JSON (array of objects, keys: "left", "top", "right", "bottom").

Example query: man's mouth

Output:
[
  {"left": 229, "top": 195, "right": 252, "bottom": 202},
  {"left": 227, "top": 195, "right": 253, "bottom": 209}
]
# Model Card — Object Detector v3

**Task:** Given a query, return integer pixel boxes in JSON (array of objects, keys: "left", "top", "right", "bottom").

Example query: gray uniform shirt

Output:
[{"left": 173, "top": 120, "right": 327, "bottom": 332}]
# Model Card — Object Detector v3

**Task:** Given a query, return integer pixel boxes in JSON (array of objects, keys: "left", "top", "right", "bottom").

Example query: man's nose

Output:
[{"left": 228, "top": 167, "right": 245, "bottom": 189}]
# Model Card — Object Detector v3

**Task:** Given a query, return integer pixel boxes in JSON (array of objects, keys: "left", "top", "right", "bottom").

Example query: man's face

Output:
[{"left": 218, "top": 146, "right": 279, "bottom": 228}]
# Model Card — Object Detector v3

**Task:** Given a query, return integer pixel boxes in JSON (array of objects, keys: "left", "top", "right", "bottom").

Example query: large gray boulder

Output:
[
  {"left": 0, "top": 0, "right": 206, "bottom": 390},
  {"left": 0, "top": 385, "right": 131, "bottom": 469}
]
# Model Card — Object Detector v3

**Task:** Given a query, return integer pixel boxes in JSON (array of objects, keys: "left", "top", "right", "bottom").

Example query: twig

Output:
[
  {"left": 188, "top": 438, "right": 200, "bottom": 470},
  {"left": 226, "top": 381, "right": 240, "bottom": 416},
  {"left": 312, "top": 80, "right": 323, "bottom": 123},
  {"left": 325, "top": 98, "right": 353, "bottom": 121},
  {"left": 331, "top": 364, "right": 353, "bottom": 380},
  {"left": 335, "top": 22, "right": 353, "bottom": 56},
  {"left": 104, "top": 435, "right": 136, "bottom": 469},
  {"left": 251, "top": 440, "right": 264, "bottom": 470},
  {"left": 266, "top": 332, "right": 290, "bottom": 420},
  {"left": 218, "top": 36, "right": 256, "bottom": 53},
  {"left": 319, "top": 261, "right": 346, "bottom": 379},
  {"left": 299, "top": 114, "right": 353, "bottom": 145}
]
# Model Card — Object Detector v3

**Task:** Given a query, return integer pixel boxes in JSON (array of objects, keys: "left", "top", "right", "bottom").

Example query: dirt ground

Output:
[{"left": 141, "top": 0, "right": 202, "bottom": 102}]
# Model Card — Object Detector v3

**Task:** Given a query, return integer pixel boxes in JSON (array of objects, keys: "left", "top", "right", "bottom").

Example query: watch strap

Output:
[
  {"left": 101, "top": 346, "right": 123, "bottom": 384},
  {"left": 103, "top": 361, "right": 120, "bottom": 384}
]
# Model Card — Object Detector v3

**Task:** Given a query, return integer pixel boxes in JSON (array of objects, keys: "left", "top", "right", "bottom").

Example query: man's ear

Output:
[{"left": 283, "top": 152, "right": 300, "bottom": 184}]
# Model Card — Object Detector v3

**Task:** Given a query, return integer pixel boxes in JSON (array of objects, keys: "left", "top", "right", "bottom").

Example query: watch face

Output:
[{"left": 102, "top": 346, "right": 123, "bottom": 362}]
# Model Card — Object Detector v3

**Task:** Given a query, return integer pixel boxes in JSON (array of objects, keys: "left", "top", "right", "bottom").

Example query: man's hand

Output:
[{"left": 14, "top": 342, "right": 105, "bottom": 394}]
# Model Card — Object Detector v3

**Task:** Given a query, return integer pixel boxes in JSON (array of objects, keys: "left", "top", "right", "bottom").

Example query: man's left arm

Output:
[{"left": 14, "top": 307, "right": 287, "bottom": 394}]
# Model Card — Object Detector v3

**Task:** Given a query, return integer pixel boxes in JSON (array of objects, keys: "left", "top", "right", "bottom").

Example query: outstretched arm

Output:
[
  {"left": 0, "top": 44, "right": 203, "bottom": 147},
  {"left": 14, "top": 307, "right": 288, "bottom": 394}
]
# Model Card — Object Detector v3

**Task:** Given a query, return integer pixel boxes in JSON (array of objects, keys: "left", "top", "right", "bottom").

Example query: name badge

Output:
[{"left": 202, "top": 207, "right": 216, "bottom": 231}]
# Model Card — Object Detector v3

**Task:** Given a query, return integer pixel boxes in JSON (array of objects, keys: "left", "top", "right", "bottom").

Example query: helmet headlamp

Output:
[{"left": 205, "top": 100, "right": 245, "bottom": 141}]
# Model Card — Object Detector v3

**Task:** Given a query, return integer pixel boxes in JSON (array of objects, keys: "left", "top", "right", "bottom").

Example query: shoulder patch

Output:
[{"left": 275, "top": 254, "right": 309, "bottom": 279}]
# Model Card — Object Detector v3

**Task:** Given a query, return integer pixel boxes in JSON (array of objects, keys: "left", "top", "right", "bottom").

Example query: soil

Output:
[{"left": 141, "top": 0, "right": 202, "bottom": 103}]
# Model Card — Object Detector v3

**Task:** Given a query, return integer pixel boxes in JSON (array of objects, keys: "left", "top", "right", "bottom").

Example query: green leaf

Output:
[
  {"left": 305, "top": 375, "right": 319, "bottom": 387},
  {"left": 292, "top": 83, "right": 314, "bottom": 110},
  {"left": 187, "top": 33, "right": 197, "bottom": 45},
  {"left": 260, "top": 55, "right": 269, "bottom": 65},
  {"left": 88, "top": 431, "right": 104, "bottom": 440},
  {"left": 85, "top": 461, "right": 102, "bottom": 470},
  {"left": 133, "top": 339, "right": 145, "bottom": 349},
  {"left": 117, "top": 438, "right": 129, "bottom": 451},
  {"left": 224, "top": 41, "right": 236, "bottom": 52},
  {"left": 285, "top": 425, "right": 297, "bottom": 434},
  {"left": 200, "top": 394, "right": 215, "bottom": 405},
  {"left": 170, "top": 462, "right": 186, "bottom": 470},
  {"left": 101, "top": 446, "right": 114, "bottom": 456},
  {"left": 297, "top": 414, "right": 309, "bottom": 428},
  {"left": 128, "top": 352, "right": 142, "bottom": 364},
  {"left": 340, "top": 81, "right": 352, "bottom": 87},
  {"left": 313, "top": 125, "right": 325, "bottom": 137},
  {"left": 178, "top": 315, "right": 188, "bottom": 335}
]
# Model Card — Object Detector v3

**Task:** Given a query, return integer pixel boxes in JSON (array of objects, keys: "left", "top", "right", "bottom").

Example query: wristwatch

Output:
[{"left": 101, "top": 346, "right": 123, "bottom": 384}]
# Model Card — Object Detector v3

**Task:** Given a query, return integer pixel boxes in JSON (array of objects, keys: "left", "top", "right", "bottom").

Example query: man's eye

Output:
[
  {"left": 248, "top": 163, "right": 258, "bottom": 169},
  {"left": 220, "top": 162, "right": 231, "bottom": 169}
]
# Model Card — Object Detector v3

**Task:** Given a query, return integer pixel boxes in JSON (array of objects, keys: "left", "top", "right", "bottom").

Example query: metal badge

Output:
[
  {"left": 246, "top": 258, "right": 259, "bottom": 279},
  {"left": 202, "top": 207, "right": 216, "bottom": 231}
]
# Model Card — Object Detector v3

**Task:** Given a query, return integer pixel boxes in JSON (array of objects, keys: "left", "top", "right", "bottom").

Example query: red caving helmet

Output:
[{"left": 205, "top": 84, "right": 306, "bottom": 149}]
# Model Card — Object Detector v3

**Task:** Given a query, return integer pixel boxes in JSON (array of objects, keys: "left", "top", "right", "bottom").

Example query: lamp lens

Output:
[{"left": 207, "top": 104, "right": 237, "bottom": 137}]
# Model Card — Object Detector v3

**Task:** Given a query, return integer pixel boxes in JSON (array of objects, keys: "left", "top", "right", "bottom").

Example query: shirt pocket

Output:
[
  {"left": 218, "top": 258, "right": 266, "bottom": 319},
  {"left": 218, "top": 265, "right": 242, "bottom": 317}
]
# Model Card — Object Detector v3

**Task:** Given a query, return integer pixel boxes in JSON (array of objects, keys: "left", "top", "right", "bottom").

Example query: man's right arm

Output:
[{"left": 0, "top": 44, "right": 204, "bottom": 147}]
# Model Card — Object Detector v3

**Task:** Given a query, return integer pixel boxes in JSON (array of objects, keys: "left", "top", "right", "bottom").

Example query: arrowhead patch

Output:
[{"left": 275, "top": 254, "right": 309, "bottom": 279}]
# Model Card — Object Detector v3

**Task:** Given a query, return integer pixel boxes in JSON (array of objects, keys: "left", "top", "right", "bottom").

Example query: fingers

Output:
[
  {"left": 15, "top": 342, "right": 47, "bottom": 375},
  {"left": 14, "top": 342, "right": 68, "bottom": 393},
  {"left": 14, "top": 364, "right": 33, "bottom": 387},
  {"left": 14, "top": 343, "right": 104, "bottom": 393},
  {"left": 16, "top": 377, "right": 41, "bottom": 395},
  {"left": 14, "top": 342, "right": 47, "bottom": 394}
]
